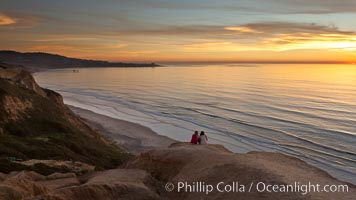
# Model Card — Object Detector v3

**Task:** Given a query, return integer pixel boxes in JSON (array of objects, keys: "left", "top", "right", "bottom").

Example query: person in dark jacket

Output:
[{"left": 190, "top": 131, "right": 199, "bottom": 144}]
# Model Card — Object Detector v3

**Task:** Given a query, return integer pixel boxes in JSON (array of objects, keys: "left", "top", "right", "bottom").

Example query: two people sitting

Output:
[{"left": 190, "top": 131, "right": 208, "bottom": 145}]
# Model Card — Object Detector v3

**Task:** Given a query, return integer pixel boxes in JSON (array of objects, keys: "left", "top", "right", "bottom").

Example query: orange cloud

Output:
[
  {"left": 34, "top": 37, "right": 98, "bottom": 42},
  {"left": 0, "top": 13, "right": 42, "bottom": 29},
  {"left": 0, "top": 13, "right": 16, "bottom": 25},
  {"left": 183, "top": 23, "right": 356, "bottom": 54},
  {"left": 30, "top": 45, "right": 76, "bottom": 51},
  {"left": 224, "top": 26, "right": 262, "bottom": 33},
  {"left": 264, "top": 32, "right": 356, "bottom": 52},
  {"left": 183, "top": 42, "right": 233, "bottom": 50},
  {"left": 30, "top": 42, "right": 126, "bottom": 51}
]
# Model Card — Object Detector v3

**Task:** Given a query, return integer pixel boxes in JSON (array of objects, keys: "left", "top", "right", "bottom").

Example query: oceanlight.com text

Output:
[{"left": 165, "top": 181, "right": 349, "bottom": 195}]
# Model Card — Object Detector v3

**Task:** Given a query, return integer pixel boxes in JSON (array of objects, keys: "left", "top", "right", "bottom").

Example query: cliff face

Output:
[
  {"left": 0, "top": 64, "right": 45, "bottom": 96},
  {"left": 0, "top": 64, "right": 130, "bottom": 174}
]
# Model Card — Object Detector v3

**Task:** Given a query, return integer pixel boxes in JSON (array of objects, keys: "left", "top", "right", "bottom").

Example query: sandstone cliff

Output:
[{"left": 0, "top": 64, "right": 130, "bottom": 174}]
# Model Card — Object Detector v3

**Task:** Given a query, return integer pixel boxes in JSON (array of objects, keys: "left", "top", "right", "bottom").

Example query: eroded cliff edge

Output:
[{"left": 0, "top": 64, "right": 130, "bottom": 173}]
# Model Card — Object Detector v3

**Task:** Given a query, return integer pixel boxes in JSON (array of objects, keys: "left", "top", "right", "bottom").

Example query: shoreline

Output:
[
  {"left": 68, "top": 105, "right": 356, "bottom": 186},
  {"left": 68, "top": 105, "right": 176, "bottom": 155}
]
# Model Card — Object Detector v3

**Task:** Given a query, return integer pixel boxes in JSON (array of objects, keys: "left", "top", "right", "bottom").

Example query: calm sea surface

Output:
[{"left": 34, "top": 64, "right": 356, "bottom": 184}]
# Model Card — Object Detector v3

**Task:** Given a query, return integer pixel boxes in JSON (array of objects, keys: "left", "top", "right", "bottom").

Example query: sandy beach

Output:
[{"left": 68, "top": 105, "right": 176, "bottom": 154}]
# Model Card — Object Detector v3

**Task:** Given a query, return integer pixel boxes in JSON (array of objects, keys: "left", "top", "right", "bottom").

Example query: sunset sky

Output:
[{"left": 1, "top": 0, "right": 356, "bottom": 63}]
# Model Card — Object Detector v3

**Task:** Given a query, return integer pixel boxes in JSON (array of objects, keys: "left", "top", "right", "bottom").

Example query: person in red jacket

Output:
[{"left": 190, "top": 131, "right": 199, "bottom": 144}]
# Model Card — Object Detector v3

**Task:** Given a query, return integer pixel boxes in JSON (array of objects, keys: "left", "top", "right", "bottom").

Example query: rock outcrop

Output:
[
  {"left": 0, "top": 65, "right": 45, "bottom": 96},
  {"left": 1, "top": 143, "right": 354, "bottom": 199},
  {"left": 0, "top": 169, "right": 159, "bottom": 200},
  {"left": 125, "top": 143, "right": 355, "bottom": 200}
]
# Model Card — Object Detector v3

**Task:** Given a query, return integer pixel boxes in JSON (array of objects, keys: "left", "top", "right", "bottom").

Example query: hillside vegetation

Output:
[{"left": 0, "top": 64, "right": 130, "bottom": 174}]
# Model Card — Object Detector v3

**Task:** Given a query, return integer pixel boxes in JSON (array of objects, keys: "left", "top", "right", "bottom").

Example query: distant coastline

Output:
[{"left": 0, "top": 50, "right": 159, "bottom": 72}]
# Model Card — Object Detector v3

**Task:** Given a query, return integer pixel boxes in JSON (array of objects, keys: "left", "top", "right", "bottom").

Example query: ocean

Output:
[{"left": 34, "top": 64, "right": 356, "bottom": 184}]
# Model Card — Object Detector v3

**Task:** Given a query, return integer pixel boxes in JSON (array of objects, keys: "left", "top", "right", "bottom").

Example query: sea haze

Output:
[{"left": 34, "top": 64, "right": 356, "bottom": 184}]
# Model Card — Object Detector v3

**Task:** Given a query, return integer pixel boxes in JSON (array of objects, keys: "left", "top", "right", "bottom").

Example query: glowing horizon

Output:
[{"left": 1, "top": 0, "right": 356, "bottom": 63}]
